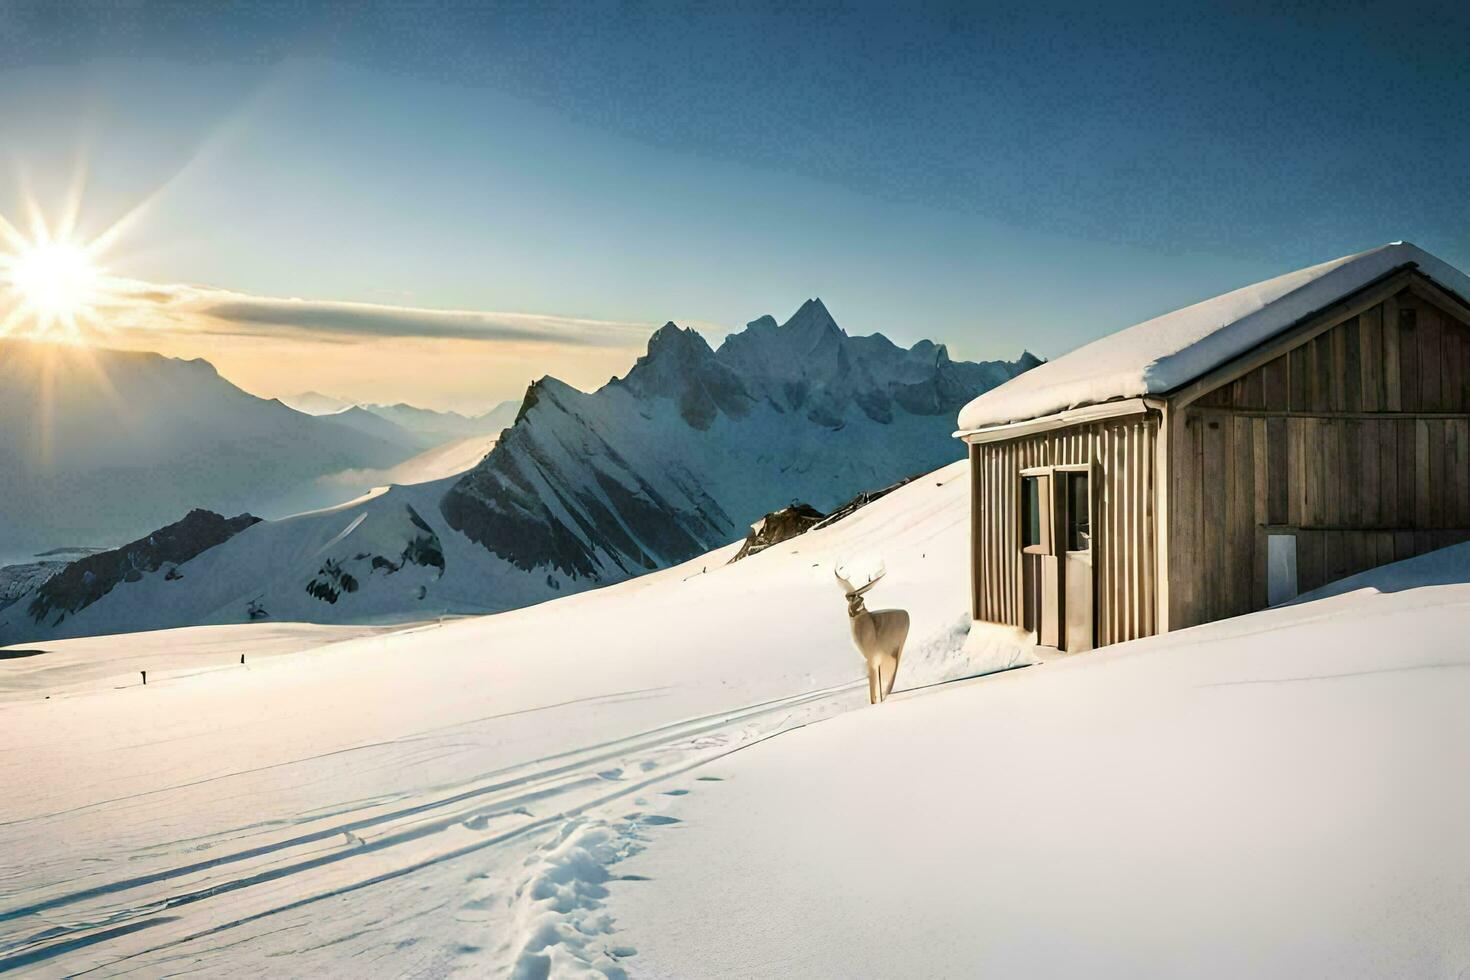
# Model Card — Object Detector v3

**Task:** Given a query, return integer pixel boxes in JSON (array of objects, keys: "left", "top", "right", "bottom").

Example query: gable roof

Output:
[{"left": 957, "top": 242, "right": 1470, "bottom": 433}]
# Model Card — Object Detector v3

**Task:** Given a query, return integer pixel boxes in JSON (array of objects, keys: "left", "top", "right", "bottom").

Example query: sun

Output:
[
  {"left": 7, "top": 240, "right": 99, "bottom": 320},
  {"left": 0, "top": 227, "right": 110, "bottom": 341}
]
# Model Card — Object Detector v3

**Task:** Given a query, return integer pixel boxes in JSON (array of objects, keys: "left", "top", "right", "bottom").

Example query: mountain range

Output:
[
  {"left": 283, "top": 392, "right": 519, "bottom": 447},
  {"left": 0, "top": 301, "right": 1036, "bottom": 643},
  {"left": 0, "top": 340, "right": 420, "bottom": 561}
]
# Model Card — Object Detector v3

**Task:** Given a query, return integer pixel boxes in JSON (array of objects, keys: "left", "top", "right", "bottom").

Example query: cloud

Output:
[{"left": 99, "top": 279, "right": 655, "bottom": 349}]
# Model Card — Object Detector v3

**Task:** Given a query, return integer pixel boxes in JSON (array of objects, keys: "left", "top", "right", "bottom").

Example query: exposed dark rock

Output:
[
  {"left": 0, "top": 561, "right": 68, "bottom": 612},
  {"left": 26, "top": 509, "right": 261, "bottom": 624},
  {"left": 730, "top": 502, "right": 826, "bottom": 562},
  {"left": 306, "top": 557, "right": 360, "bottom": 604}
]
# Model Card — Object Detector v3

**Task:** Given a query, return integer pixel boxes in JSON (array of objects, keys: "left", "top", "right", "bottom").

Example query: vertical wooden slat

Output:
[
  {"left": 1429, "top": 420, "right": 1445, "bottom": 529},
  {"left": 1324, "top": 421, "right": 1341, "bottom": 525},
  {"left": 1288, "top": 347, "right": 1307, "bottom": 412},
  {"left": 1415, "top": 419, "right": 1431, "bottom": 529},
  {"left": 1288, "top": 418, "right": 1304, "bottom": 525},
  {"left": 1383, "top": 298, "right": 1402, "bottom": 411},
  {"left": 1330, "top": 324, "right": 1348, "bottom": 412},
  {"left": 1342, "top": 317, "right": 1362, "bottom": 412},
  {"left": 1360, "top": 304, "right": 1383, "bottom": 411},
  {"left": 1421, "top": 301, "right": 1443, "bottom": 412},
  {"left": 1111, "top": 423, "right": 1123, "bottom": 641},
  {"left": 1401, "top": 301, "right": 1422, "bottom": 412},
  {"left": 1202, "top": 416, "right": 1224, "bottom": 623},
  {"left": 1130, "top": 420, "right": 1142, "bottom": 639},
  {"left": 1380, "top": 420, "right": 1398, "bottom": 527},
  {"left": 1442, "top": 312, "right": 1463, "bottom": 412},
  {"left": 1142, "top": 418, "right": 1156, "bottom": 636},
  {"left": 1317, "top": 334, "right": 1340, "bottom": 411},
  {"left": 1232, "top": 416, "right": 1253, "bottom": 616},
  {"left": 1399, "top": 419, "right": 1416, "bottom": 527},
  {"left": 1362, "top": 421, "right": 1380, "bottom": 526}
]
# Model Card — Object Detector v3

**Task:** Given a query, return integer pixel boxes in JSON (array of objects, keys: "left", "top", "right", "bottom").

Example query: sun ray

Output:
[{"left": 55, "top": 153, "right": 90, "bottom": 245}]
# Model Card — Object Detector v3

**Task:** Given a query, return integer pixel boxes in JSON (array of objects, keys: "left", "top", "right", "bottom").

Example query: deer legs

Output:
[
  {"left": 881, "top": 650, "right": 902, "bottom": 700},
  {"left": 868, "top": 658, "right": 899, "bottom": 704}
]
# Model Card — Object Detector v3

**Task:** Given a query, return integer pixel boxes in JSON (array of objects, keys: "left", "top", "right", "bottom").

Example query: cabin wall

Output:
[
  {"left": 1169, "top": 284, "right": 1470, "bottom": 628},
  {"left": 970, "top": 413, "right": 1158, "bottom": 647}
]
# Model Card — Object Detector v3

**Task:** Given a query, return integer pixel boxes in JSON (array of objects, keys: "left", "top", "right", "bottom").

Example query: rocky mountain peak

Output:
[
  {"left": 644, "top": 321, "right": 715, "bottom": 361},
  {"left": 780, "top": 297, "right": 843, "bottom": 340}
]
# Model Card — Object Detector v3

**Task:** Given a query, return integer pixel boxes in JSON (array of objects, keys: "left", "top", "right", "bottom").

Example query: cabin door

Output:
[
  {"left": 1020, "top": 467, "right": 1094, "bottom": 651},
  {"left": 1020, "top": 472, "right": 1060, "bottom": 646},
  {"left": 1060, "top": 469, "right": 1094, "bottom": 652}
]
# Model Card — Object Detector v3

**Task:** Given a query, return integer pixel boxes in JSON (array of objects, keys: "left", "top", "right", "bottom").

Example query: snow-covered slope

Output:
[
  {"left": 0, "top": 459, "right": 987, "bottom": 974},
  {"left": 958, "top": 241, "right": 1470, "bottom": 430},
  {"left": 0, "top": 478, "right": 550, "bottom": 644},
  {"left": 0, "top": 340, "right": 420, "bottom": 554},
  {"left": 444, "top": 298, "right": 1037, "bottom": 581},
  {"left": 4, "top": 458, "right": 1467, "bottom": 976},
  {"left": 617, "top": 582, "right": 1470, "bottom": 978}
]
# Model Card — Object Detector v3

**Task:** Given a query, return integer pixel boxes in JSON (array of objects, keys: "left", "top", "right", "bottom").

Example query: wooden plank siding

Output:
[
  {"left": 1169, "top": 284, "right": 1470, "bottom": 629},
  {"left": 970, "top": 413, "right": 1158, "bottom": 646}
]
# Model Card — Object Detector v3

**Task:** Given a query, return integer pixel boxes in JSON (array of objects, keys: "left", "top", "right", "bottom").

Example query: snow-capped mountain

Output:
[
  {"left": 0, "top": 302, "right": 1035, "bottom": 643},
  {"left": 0, "top": 340, "right": 420, "bottom": 557},
  {"left": 443, "top": 299, "right": 1038, "bottom": 579}
]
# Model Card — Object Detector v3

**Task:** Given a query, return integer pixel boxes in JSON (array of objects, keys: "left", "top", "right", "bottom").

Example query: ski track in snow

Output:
[
  {"left": 0, "top": 679, "right": 869, "bottom": 976},
  {"left": 0, "top": 458, "right": 997, "bottom": 976}
]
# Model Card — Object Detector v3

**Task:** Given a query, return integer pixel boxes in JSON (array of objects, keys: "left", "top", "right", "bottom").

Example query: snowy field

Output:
[
  {"left": 0, "top": 461, "right": 988, "bottom": 976},
  {"left": 4, "top": 457, "right": 1468, "bottom": 977},
  {"left": 618, "top": 580, "right": 1470, "bottom": 978}
]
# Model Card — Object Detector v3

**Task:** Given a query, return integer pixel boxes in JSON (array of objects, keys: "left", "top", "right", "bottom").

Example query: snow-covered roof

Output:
[{"left": 957, "top": 242, "right": 1470, "bottom": 433}]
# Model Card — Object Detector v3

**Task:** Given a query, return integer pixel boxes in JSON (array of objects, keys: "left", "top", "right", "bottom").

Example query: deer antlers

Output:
[{"left": 833, "top": 560, "right": 886, "bottom": 597}]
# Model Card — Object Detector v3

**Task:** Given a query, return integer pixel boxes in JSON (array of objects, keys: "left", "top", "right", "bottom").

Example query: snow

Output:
[
  {"left": 1295, "top": 538, "right": 1470, "bottom": 602},
  {"left": 958, "top": 242, "right": 1470, "bottom": 431},
  {"left": 617, "top": 584, "right": 1470, "bottom": 978},
  {"left": 0, "top": 622, "right": 400, "bottom": 703},
  {"left": 4, "top": 456, "right": 1468, "bottom": 976},
  {"left": 0, "top": 460, "right": 989, "bottom": 975}
]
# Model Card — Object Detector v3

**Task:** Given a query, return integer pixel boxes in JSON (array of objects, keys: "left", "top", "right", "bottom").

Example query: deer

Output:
[{"left": 835, "top": 562, "right": 910, "bottom": 704}]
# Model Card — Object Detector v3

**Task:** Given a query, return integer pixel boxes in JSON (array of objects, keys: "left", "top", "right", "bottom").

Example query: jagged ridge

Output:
[{"left": 442, "top": 299, "right": 1037, "bottom": 581}]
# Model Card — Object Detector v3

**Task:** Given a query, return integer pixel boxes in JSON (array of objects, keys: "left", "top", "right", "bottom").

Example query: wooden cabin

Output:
[{"left": 955, "top": 243, "right": 1470, "bottom": 652}]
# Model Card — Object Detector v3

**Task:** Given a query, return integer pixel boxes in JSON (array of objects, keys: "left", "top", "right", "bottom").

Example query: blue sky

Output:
[{"left": 0, "top": 1, "right": 1466, "bottom": 409}]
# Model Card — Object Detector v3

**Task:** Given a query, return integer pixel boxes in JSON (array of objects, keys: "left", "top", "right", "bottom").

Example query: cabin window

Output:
[
  {"left": 1267, "top": 533, "right": 1298, "bottom": 606},
  {"left": 1066, "top": 472, "right": 1090, "bottom": 552},
  {"left": 1021, "top": 475, "right": 1048, "bottom": 552}
]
